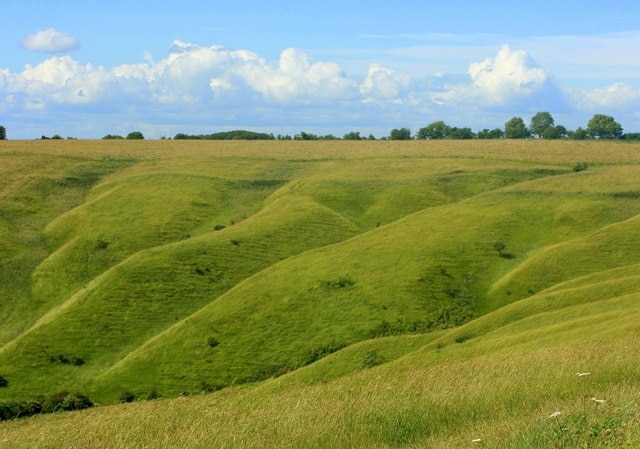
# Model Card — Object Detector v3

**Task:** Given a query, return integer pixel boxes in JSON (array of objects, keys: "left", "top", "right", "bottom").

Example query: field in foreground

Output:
[{"left": 1, "top": 139, "right": 639, "bottom": 447}]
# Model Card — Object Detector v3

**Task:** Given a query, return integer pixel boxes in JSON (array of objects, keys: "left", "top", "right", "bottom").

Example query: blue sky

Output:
[{"left": 1, "top": 0, "right": 640, "bottom": 138}]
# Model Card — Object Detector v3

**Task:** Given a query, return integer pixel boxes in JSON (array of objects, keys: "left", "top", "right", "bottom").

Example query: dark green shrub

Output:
[
  {"left": 361, "top": 349, "right": 384, "bottom": 368},
  {"left": 611, "top": 191, "right": 640, "bottom": 199},
  {"left": 0, "top": 401, "right": 28, "bottom": 420},
  {"left": 455, "top": 334, "right": 474, "bottom": 343},
  {"left": 207, "top": 336, "right": 220, "bottom": 348},
  {"left": 118, "top": 390, "right": 136, "bottom": 403},
  {"left": 409, "top": 304, "right": 476, "bottom": 333},
  {"left": 368, "top": 319, "right": 400, "bottom": 338},
  {"left": 53, "top": 354, "right": 84, "bottom": 366},
  {"left": 321, "top": 277, "right": 355, "bottom": 289},
  {"left": 302, "top": 341, "right": 347, "bottom": 365},
  {"left": 200, "top": 381, "right": 223, "bottom": 393},
  {"left": 94, "top": 239, "right": 109, "bottom": 250},
  {"left": 573, "top": 162, "right": 588, "bottom": 172},
  {"left": 493, "top": 241, "right": 506, "bottom": 256},
  {"left": 23, "top": 399, "right": 43, "bottom": 415},
  {"left": 0, "top": 375, "right": 7, "bottom": 388},
  {"left": 369, "top": 303, "right": 476, "bottom": 339},
  {"left": 0, "top": 393, "right": 93, "bottom": 421},
  {"left": 0, "top": 402, "right": 15, "bottom": 420},
  {"left": 42, "top": 391, "right": 70, "bottom": 413},
  {"left": 70, "top": 355, "right": 85, "bottom": 366},
  {"left": 42, "top": 391, "right": 93, "bottom": 412},
  {"left": 61, "top": 392, "right": 93, "bottom": 411},
  {"left": 146, "top": 389, "right": 160, "bottom": 400},
  {"left": 493, "top": 241, "right": 515, "bottom": 258}
]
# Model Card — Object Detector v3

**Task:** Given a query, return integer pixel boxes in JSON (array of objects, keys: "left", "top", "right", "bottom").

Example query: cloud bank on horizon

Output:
[{"left": 1, "top": 28, "right": 639, "bottom": 138}]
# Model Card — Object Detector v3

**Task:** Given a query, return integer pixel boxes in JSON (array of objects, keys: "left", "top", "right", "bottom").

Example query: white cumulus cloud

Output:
[
  {"left": 579, "top": 82, "right": 640, "bottom": 110},
  {"left": 21, "top": 28, "right": 80, "bottom": 53},
  {"left": 468, "top": 44, "right": 550, "bottom": 105},
  {"left": 1, "top": 39, "right": 638, "bottom": 137},
  {"left": 430, "top": 44, "right": 570, "bottom": 113},
  {"left": 360, "top": 64, "right": 413, "bottom": 102},
  {"left": 238, "top": 48, "right": 356, "bottom": 103},
  {"left": 1, "top": 42, "right": 360, "bottom": 111},
  {"left": 11, "top": 56, "right": 107, "bottom": 104}
]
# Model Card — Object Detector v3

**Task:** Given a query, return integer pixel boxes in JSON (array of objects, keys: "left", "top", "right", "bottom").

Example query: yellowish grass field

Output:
[{"left": 2, "top": 138, "right": 640, "bottom": 163}]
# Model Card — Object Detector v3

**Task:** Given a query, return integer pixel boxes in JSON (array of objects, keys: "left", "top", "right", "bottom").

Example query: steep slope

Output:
[
  {"left": 488, "top": 214, "right": 640, "bottom": 305},
  {"left": 0, "top": 154, "right": 136, "bottom": 345},
  {"left": 2, "top": 141, "right": 640, "bottom": 408},
  {"left": 1, "top": 148, "right": 573, "bottom": 402},
  {"left": 0, "top": 193, "right": 361, "bottom": 399},
  {"left": 32, "top": 173, "right": 287, "bottom": 313},
  {"left": 1, "top": 270, "right": 638, "bottom": 448},
  {"left": 86, "top": 165, "right": 640, "bottom": 401},
  {"left": 1, "top": 140, "right": 640, "bottom": 447}
]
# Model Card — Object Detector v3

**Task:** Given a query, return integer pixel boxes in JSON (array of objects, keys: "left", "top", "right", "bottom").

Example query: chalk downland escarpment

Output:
[{"left": 0, "top": 139, "right": 639, "bottom": 447}]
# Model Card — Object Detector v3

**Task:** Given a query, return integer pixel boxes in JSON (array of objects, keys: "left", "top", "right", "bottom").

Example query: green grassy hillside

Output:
[
  {"left": 1, "top": 139, "right": 639, "bottom": 447},
  {"left": 1, "top": 277, "right": 638, "bottom": 448},
  {"left": 87, "top": 161, "right": 640, "bottom": 401}
]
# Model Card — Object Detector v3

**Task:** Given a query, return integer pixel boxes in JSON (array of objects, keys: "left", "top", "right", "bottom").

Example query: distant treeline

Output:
[
  {"left": 165, "top": 112, "right": 640, "bottom": 142},
  {"left": 174, "top": 130, "right": 275, "bottom": 140},
  {"left": 4, "top": 112, "right": 640, "bottom": 141}
]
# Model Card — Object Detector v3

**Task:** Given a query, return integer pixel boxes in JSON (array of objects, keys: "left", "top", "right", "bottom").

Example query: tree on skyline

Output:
[
  {"left": 542, "top": 125, "right": 567, "bottom": 139},
  {"left": 0, "top": 126, "right": 6, "bottom": 140},
  {"left": 390, "top": 128, "right": 412, "bottom": 140},
  {"left": 416, "top": 121, "right": 452, "bottom": 139},
  {"left": 126, "top": 131, "right": 145, "bottom": 140},
  {"left": 448, "top": 127, "right": 476, "bottom": 139},
  {"left": 343, "top": 131, "right": 362, "bottom": 140},
  {"left": 477, "top": 128, "right": 504, "bottom": 139},
  {"left": 570, "top": 127, "right": 588, "bottom": 140},
  {"left": 504, "top": 117, "right": 530, "bottom": 139},
  {"left": 587, "top": 114, "right": 623, "bottom": 139},
  {"left": 530, "top": 112, "right": 554, "bottom": 138}
]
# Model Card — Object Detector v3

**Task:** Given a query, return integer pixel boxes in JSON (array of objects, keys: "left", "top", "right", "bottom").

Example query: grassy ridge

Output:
[
  {"left": 0, "top": 153, "right": 136, "bottom": 345},
  {"left": 86, "top": 161, "right": 640, "bottom": 401},
  {"left": 1, "top": 290, "right": 638, "bottom": 448},
  {"left": 1, "top": 142, "right": 581, "bottom": 402},
  {"left": 1, "top": 139, "right": 639, "bottom": 446},
  {"left": 0, "top": 193, "right": 361, "bottom": 399},
  {"left": 32, "top": 173, "right": 288, "bottom": 313}
]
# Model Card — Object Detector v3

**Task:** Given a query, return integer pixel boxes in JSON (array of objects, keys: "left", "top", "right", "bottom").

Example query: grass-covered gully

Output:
[{"left": 0, "top": 139, "right": 639, "bottom": 447}]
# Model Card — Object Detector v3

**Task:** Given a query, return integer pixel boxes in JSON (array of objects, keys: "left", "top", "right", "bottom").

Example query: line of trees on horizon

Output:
[
  {"left": 308, "top": 113, "right": 634, "bottom": 142},
  {"left": 165, "top": 112, "right": 639, "bottom": 141},
  {"left": 167, "top": 112, "right": 637, "bottom": 141},
  {"left": 1, "top": 113, "right": 639, "bottom": 142}
]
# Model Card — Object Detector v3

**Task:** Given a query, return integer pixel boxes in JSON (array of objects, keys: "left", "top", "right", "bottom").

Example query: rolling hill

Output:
[{"left": 0, "top": 139, "right": 639, "bottom": 447}]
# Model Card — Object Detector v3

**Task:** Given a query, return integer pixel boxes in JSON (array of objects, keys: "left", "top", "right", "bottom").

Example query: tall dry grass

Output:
[{"left": 2, "top": 139, "right": 640, "bottom": 164}]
